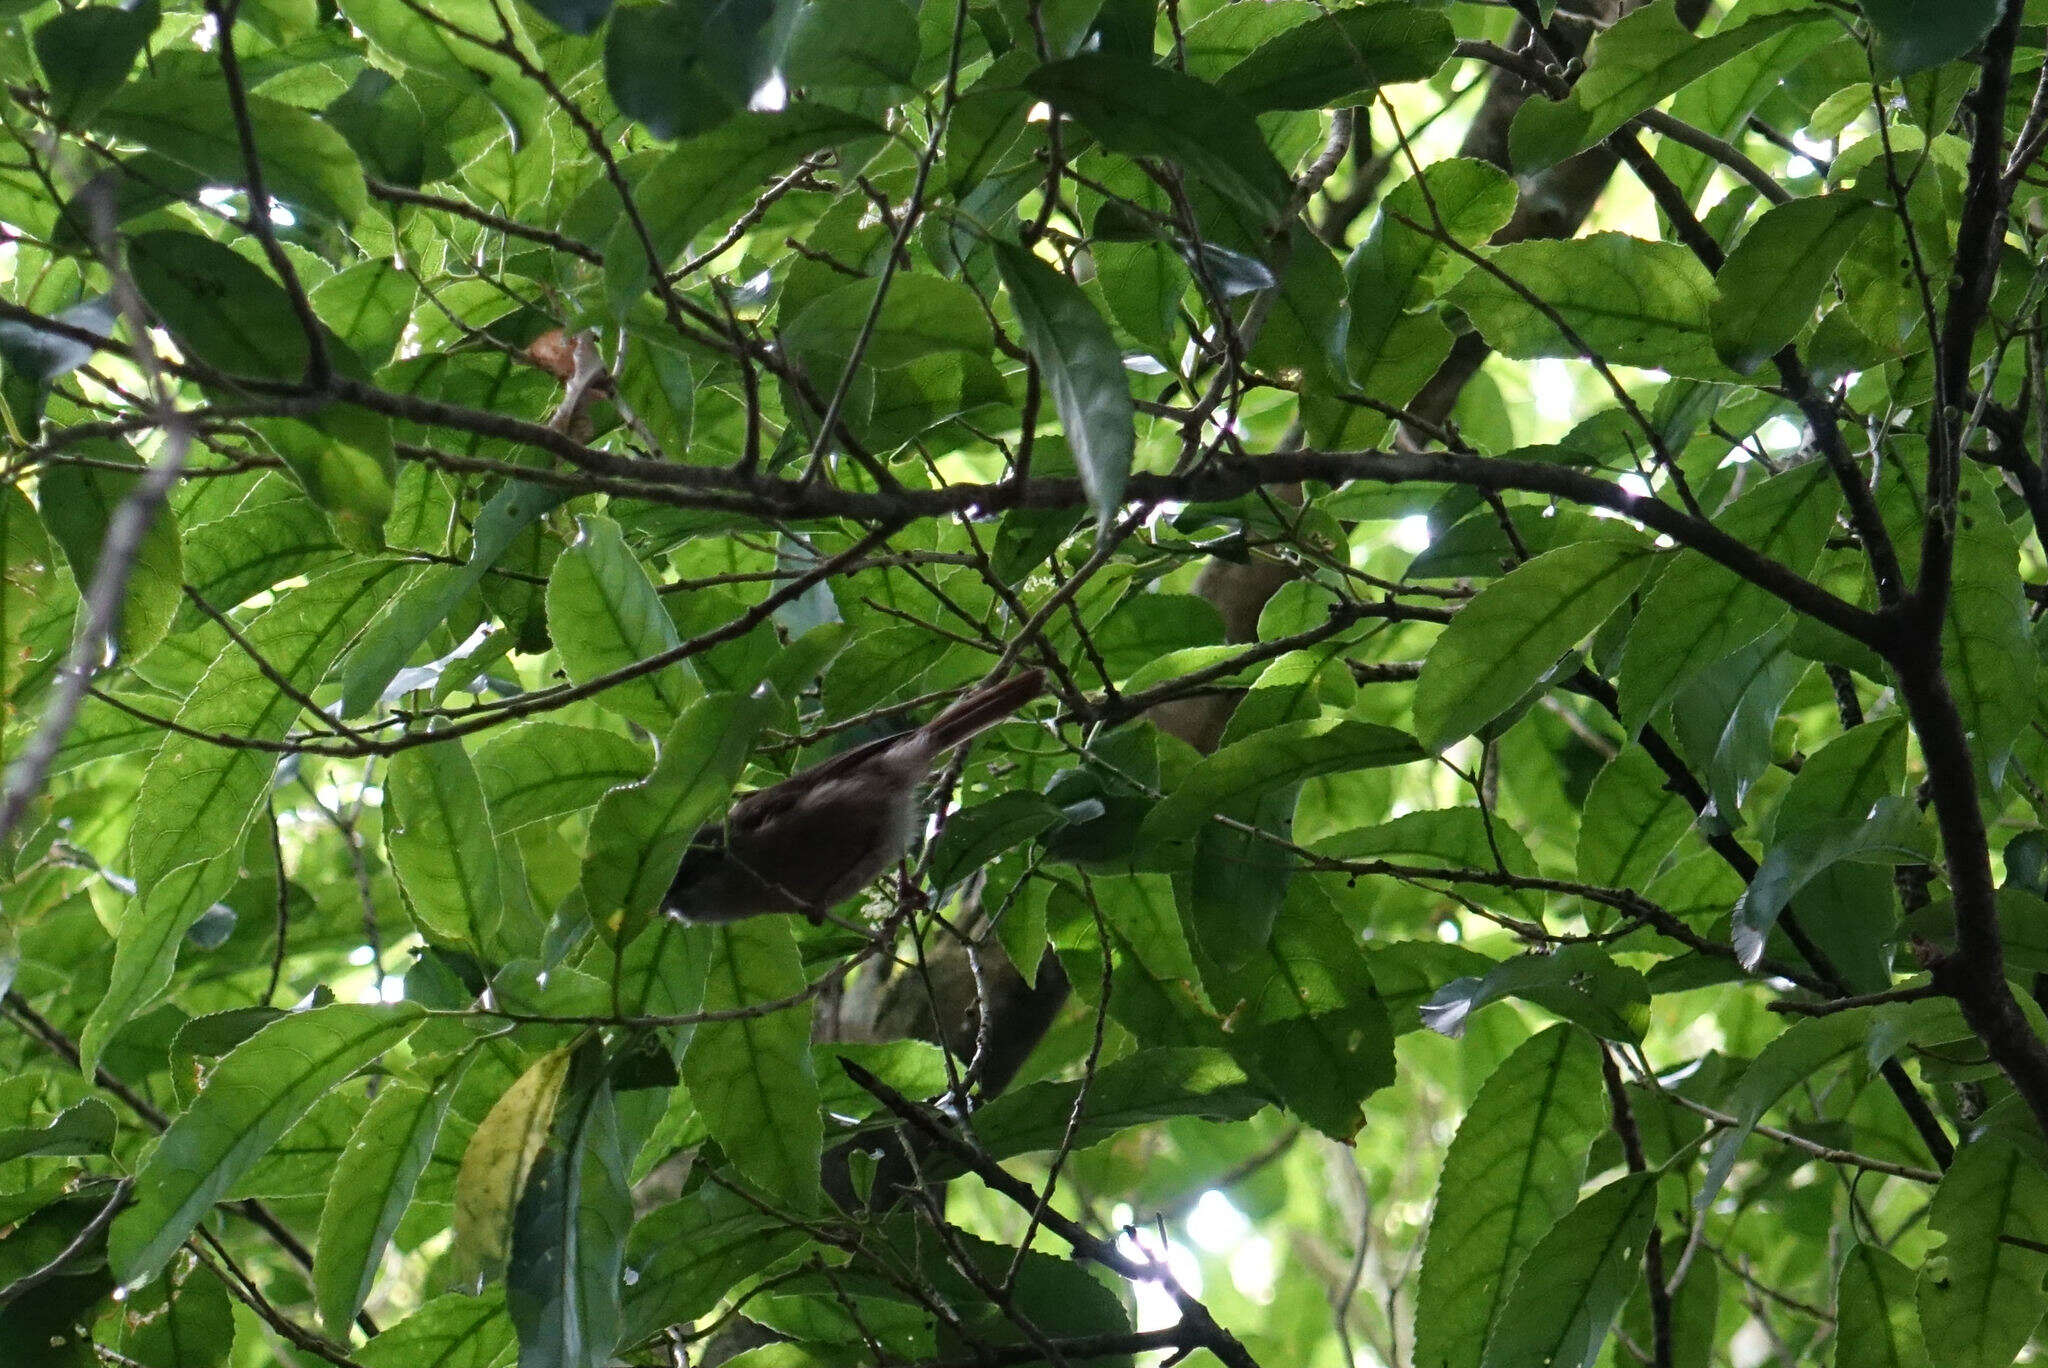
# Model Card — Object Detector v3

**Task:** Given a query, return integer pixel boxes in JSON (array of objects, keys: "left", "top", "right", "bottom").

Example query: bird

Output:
[{"left": 663, "top": 667, "right": 1048, "bottom": 924}]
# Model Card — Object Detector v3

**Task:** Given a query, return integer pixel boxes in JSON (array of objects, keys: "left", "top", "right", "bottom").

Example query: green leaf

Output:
[
  {"left": 1915, "top": 1140, "right": 2048, "bottom": 1368},
  {"left": 342, "top": 479, "right": 568, "bottom": 717},
  {"left": 35, "top": 448, "right": 183, "bottom": 657},
  {"left": 1711, "top": 195, "right": 1887, "bottom": 373},
  {"left": 913, "top": 1225, "right": 1134, "bottom": 1357},
  {"left": 1616, "top": 461, "right": 1839, "bottom": 730},
  {"left": 995, "top": 241, "right": 1135, "bottom": 536},
  {"left": 385, "top": 738, "right": 502, "bottom": 944},
  {"left": 603, "top": 1, "right": 747, "bottom": 140},
  {"left": 1509, "top": 0, "right": 1836, "bottom": 172},
  {"left": 1181, "top": 656, "right": 1333, "bottom": 963},
  {"left": 1186, "top": 773, "right": 1297, "bottom": 970},
  {"left": 1142, "top": 718, "right": 1424, "bottom": 845},
  {"left": 1024, "top": 55, "right": 1291, "bottom": 222},
  {"left": 1448, "top": 233, "right": 1735, "bottom": 380},
  {"left": 925, "top": 790, "right": 1064, "bottom": 891},
  {"left": 1345, "top": 158, "right": 1516, "bottom": 400},
  {"left": 681, "top": 918, "right": 824, "bottom": 1209},
  {"left": 1477, "top": 1172, "right": 1660, "bottom": 1368},
  {"left": 1216, "top": 1, "right": 1453, "bottom": 111},
  {"left": 546, "top": 514, "right": 696, "bottom": 732},
  {"left": 109, "top": 1003, "right": 424, "bottom": 1284},
  {"left": 1766, "top": 717, "right": 1909, "bottom": 992},
  {"left": 126, "top": 570, "right": 403, "bottom": 882},
  {"left": 1413, "top": 1025, "right": 1610, "bottom": 1368},
  {"left": 507, "top": 1041, "right": 630, "bottom": 1368},
  {"left": 1732, "top": 795, "right": 1931, "bottom": 969},
  {"left": 322, "top": 68, "right": 451, "bottom": 190},
  {"left": 260, "top": 408, "right": 398, "bottom": 550},
  {"left": 358, "top": 1293, "right": 517, "bottom": 1368},
  {"left": 336, "top": 0, "right": 546, "bottom": 146},
  {"left": 1414, "top": 538, "right": 1656, "bottom": 750},
  {"left": 782, "top": 273, "right": 995, "bottom": 373},
  {"left": 1836, "top": 1242, "right": 1929, "bottom": 1368},
  {"left": 1247, "top": 224, "right": 1349, "bottom": 394},
  {"left": 784, "top": 0, "right": 920, "bottom": 87},
  {"left": 452, "top": 1045, "right": 575, "bottom": 1285},
  {"left": 0, "top": 1099, "right": 117, "bottom": 1164},
  {"left": 45, "top": 689, "right": 164, "bottom": 773},
  {"left": 2, "top": 486, "right": 60, "bottom": 716},
  {"left": 117, "top": 1252, "right": 235, "bottom": 1368},
  {"left": 965, "top": 1048, "right": 1263, "bottom": 1161},
  {"left": 308, "top": 259, "right": 416, "bottom": 370},
  {"left": 474, "top": 722, "right": 651, "bottom": 831},
  {"left": 570, "top": 108, "right": 883, "bottom": 262},
  {"left": 1421, "top": 944, "right": 1651, "bottom": 1043},
  {"left": 86, "top": 561, "right": 407, "bottom": 1070},
  {"left": 127, "top": 231, "right": 313, "bottom": 380},
  {"left": 94, "top": 76, "right": 369, "bottom": 224},
  {"left": 1576, "top": 745, "right": 1692, "bottom": 890},
  {"left": 0, "top": 294, "right": 118, "bottom": 394},
  {"left": 32, "top": 0, "right": 159, "bottom": 128},
  {"left": 1940, "top": 492, "right": 2034, "bottom": 787},
  {"left": 1198, "top": 881, "right": 1396, "bottom": 1137},
  {"left": 174, "top": 496, "right": 342, "bottom": 630},
  {"left": 315, "top": 1075, "right": 461, "bottom": 1336},
  {"left": 1695, "top": 1009, "right": 1873, "bottom": 1214},
  {"left": 620, "top": 1187, "right": 804, "bottom": 1343},
  {"left": 119, "top": 1253, "right": 234, "bottom": 1359},
  {"left": 1656, "top": 0, "right": 1844, "bottom": 206},
  {"left": 1092, "top": 239, "right": 1180, "bottom": 358},
  {"left": 1668, "top": 628, "right": 1804, "bottom": 816},
  {"left": 580, "top": 691, "right": 771, "bottom": 944},
  {"left": 1860, "top": 0, "right": 2001, "bottom": 74},
  {"left": 1321, "top": 807, "right": 1545, "bottom": 919},
  {"left": 1055, "top": 873, "right": 1208, "bottom": 1015}
]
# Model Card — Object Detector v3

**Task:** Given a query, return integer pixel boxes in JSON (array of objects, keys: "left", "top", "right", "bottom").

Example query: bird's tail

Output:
[{"left": 920, "top": 667, "right": 1047, "bottom": 754}]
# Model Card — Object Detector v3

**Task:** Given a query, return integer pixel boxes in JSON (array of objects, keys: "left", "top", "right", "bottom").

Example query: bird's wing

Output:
[{"left": 724, "top": 731, "right": 912, "bottom": 836}]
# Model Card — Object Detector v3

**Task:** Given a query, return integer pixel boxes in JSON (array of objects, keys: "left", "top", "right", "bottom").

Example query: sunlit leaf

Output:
[
  {"left": 580, "top": 691, "right": 770, "bottom": 944},
  {"left": 546, "top": 514, "right": 696, "bottom": 732},
  {"left": 681, "top": 919, "right": 823, "bottom": 1209},
  {"left": 452, "top": 1045, "right": 576, "bottom": 1285},
  {"left": 1511, "top": 1, "right": 1836, "bottom": 171},
  {"left": 109, "top": 1004, "right": 424, "bottom": 1284},
  {"left": 385, "top": 738, "right": 502, "bottom": 944},
  {"left": 86, "top": 562, "right": 408, "bottom": 1070},
  {"left": 314, "top": 1075, "right": 462, "bottom": 1336},
  {"left": 1449, "top": 233, "right": 1736, "bottom": 380},
  {"left": 94, "top": 76, "right": 369, "bottom": 224}
]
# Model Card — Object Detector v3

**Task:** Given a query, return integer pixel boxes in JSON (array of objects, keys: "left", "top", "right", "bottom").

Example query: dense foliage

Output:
[{"left": 3, "top": 0, "right": 2048, "bottom": 1364}]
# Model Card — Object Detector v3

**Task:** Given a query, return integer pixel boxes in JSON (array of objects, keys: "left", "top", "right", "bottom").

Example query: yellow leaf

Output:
[{"left": 450, "top": 1047, "right": 573, "bottom": 1285}]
